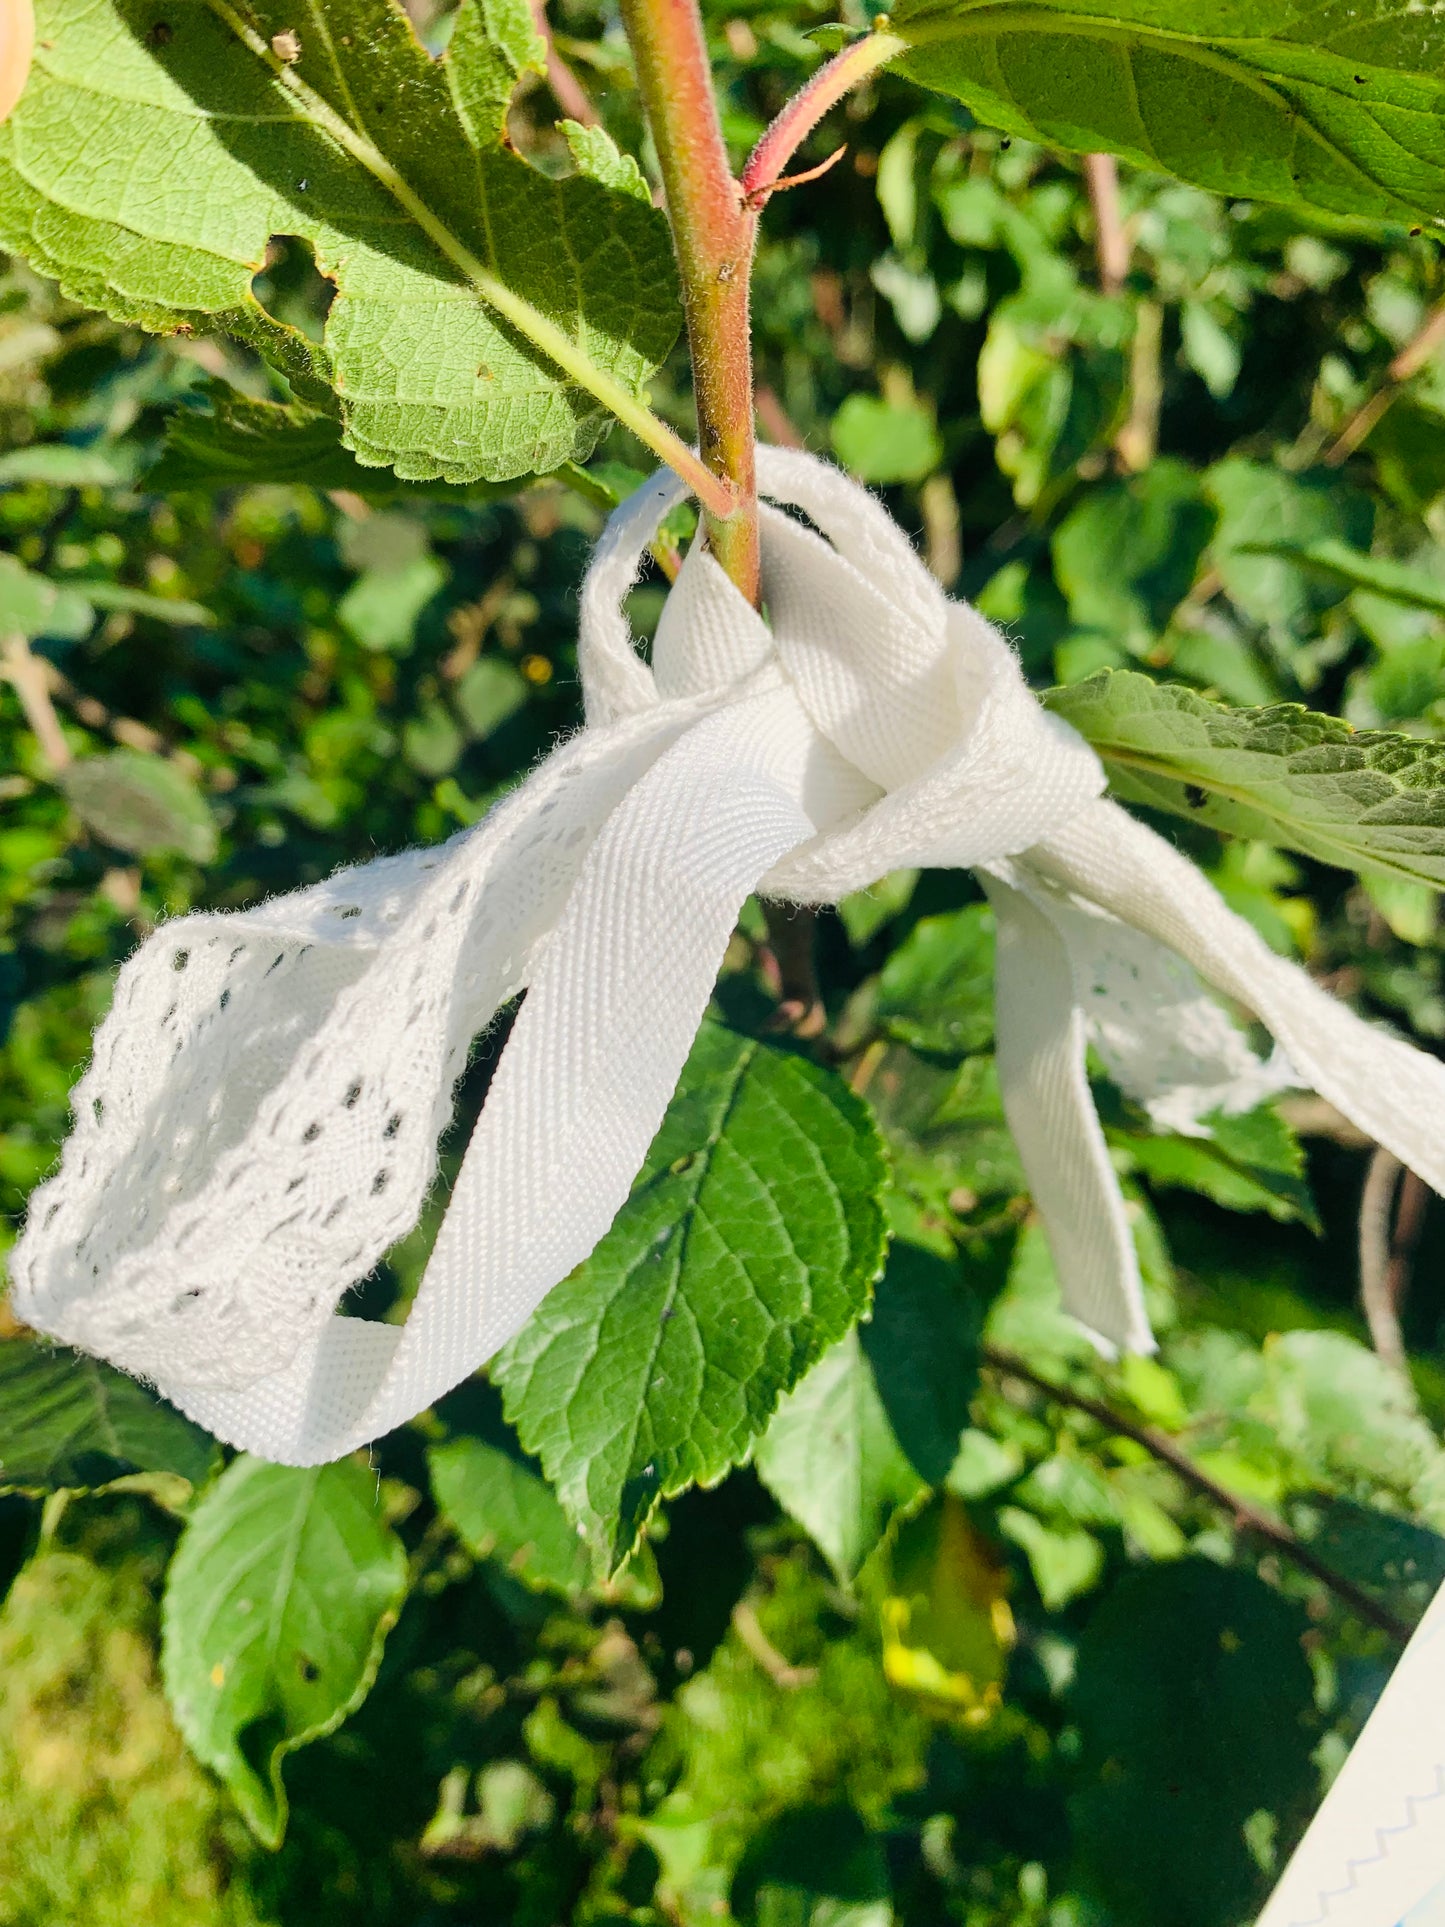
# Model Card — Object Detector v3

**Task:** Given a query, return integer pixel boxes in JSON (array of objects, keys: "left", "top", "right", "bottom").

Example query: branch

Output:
[
  {"left": 1327, "top": 296, "right": 1445, "bottom": 466},
  {"left": 1082, "top": 152, "right": 1129, "bottom": 295},
  {"left": 981, "top": 1343, "right": 1412, "bottom": 1644},
  {"left": 619, "top": 0, "right": 760, "bottom": 600}
]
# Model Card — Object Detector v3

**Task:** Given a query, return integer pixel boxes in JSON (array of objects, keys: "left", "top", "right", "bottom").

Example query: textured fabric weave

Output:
[{"left": 13, "top": 450, "right": 1445, "bottom": 1461}]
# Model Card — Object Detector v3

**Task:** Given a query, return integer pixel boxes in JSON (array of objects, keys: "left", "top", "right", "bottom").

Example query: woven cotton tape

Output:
[{"left": 13, "top": 448, "right": 1445, "bottom": 1469}]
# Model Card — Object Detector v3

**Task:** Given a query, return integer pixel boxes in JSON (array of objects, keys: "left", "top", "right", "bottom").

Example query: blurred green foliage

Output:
[{"left": 4, "top": 1, "right": 1445, "bottom": 1923}]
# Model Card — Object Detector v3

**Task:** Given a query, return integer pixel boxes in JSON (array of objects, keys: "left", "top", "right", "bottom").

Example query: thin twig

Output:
[
  {"left": 981, "top": 1343, "right": 1412, "bottom": 1644},
  {"left": 1359, "top": 1148, "right": 1427, "bottom": 1391},
  {"left": 1082, "top": 152, "right": 1129, "bottom": 295},
  {"left": 528, "top": 0, "right": 600, "bottom": 127},
  {"left": 731, "top": 1599, "right": 818, "bottom": 1688},
  {"left": 1360, "top": 1149, "right": 1408, "bottom": 1374},
  {"left": 1327, "top": 297, "right": 1445, "bottom": 465}
]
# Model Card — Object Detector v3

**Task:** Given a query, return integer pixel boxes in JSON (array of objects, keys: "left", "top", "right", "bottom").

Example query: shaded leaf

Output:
[
  {"left": 0, "top": 1339, "right": 217, "bottom": 1492},
  {"left": 876, "top": 905, "right": 995, "bottom": 1058},
  {"left": 861, "top": 1240, "right": 979, "bottom": 1485},
  {"left": 1252, "top": 536, "right": 1445, "bottom": 617},
  {"left": 1071, "top": 1561, "right": 1317, "bottom": 1927},
  {"left": 1052, "top": 459, "right": 1215, "bottom": 652},
  {"left": 429, "top": 1434, "right": 591, "bottom": 1598},
  {"left": 161, "top": 1455, "right": 408, "bottom": 1847},
  {"left": 146, "top": 387, "right": 529, "bottom": 497},
  {"left": 880, "top": 1494, "right": 1014, "bottom": 1718},
  {"left": 732, "top": 1805, "right": 892, "bottom": 1927}
]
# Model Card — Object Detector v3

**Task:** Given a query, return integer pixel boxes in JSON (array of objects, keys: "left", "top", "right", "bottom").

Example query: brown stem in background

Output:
[
  {"left": 1082, "top": 152, "right": 1129, "bottom": 295},
  {"left": 1359, "top": 1148, "right": 1426, "bottom": 1390},
  {"left": 1327, "top": 297, "right": 1445, "bottom": 465},
  {"left": 982, "top": 1344, "right": 1412, "bottom": 1644},
  {"left": 1, "top": 630, "right": 71, "bottom": 771},
  {"left": 1115, "top": 297, "right": 1162, "bottom": 473},
  {"left": 528, "top": 0, "right": 600, "bottom": 128},
  {"left": 755, "top": 382, "right": 806, "bottom": 449},
  {"left": 731, "top": 1599, "right": 818, "bottom": 1688},
  {"left": 761, "top": 902, "right": 826, "bottom": 1037}
]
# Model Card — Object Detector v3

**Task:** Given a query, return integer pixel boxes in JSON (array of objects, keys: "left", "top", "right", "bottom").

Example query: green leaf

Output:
[
  {"left": 1071, "top": 1561, "right": 1317, "bottom": 1927},
  {"left": 454, "top": 657, "right": 527, "bottom": 740},
  {"left": 60, "top": 749, "right": 219, "bottom": 861},
  {"left": 493, "top": 1021, "right": 890, "bottom": 1566},
  {"left": 830, "top": 392, "right": 942, "bottom": 486},
  {"left": 68, "top": 580, "right": 215, "bottom": 627},
  {"left": 0, "top": 553, "right": 93, "bottom": 640},
  {"left": 0, "top": 442, "right": 132, "bottom": 487},
  {"left": 0, "top": 1340, "right": 218, "bottom": 1493},
  {"left": 1206, "top": 456, "right": 1373, "bottom": 645},
  {"left": 429, "top": 1435, "right": 591, "bottom": 1598},
  {"left": 860, "top": 1241, "right": 979, "bottom": 1485},
  {"left": 890, "top": 2, "right": 1445, "bottom": 232},
  {"left": 1261, "top": 1329, "right": 1444, "bottom": 1508},
  {"left": 996, "top": 1504, "right": 1104, "bottom": 1610},
  {"left": 1052, "top": 459, "right": 1216, "bottom": 653},
  {"left": 1045, "top": 668, "right": 1445, "bottom": 888},
  {"left": 338, "top": 550, "right": 446, "bottom": 653},
  {"left": 161, "top": 1455, "right": 408, "bottom": 1847},
  {"left": 1110, "top": 1100, "right": 1319, "bottom": 1229},
  {"left": 1292, "top": 1494, "right": 1445, "bottom": 1626},
  {"left": 755, "top": 1328, "right": 924, "bottom": 1585},
  {"left": 875, "top": 905, "right": 995, "bottom": 1058},
  {"left": 146, "top": 387, "right": 530, "bottom": 497},
  {"left": 0, "top": 0, "right": 680, "bottom": 485}
]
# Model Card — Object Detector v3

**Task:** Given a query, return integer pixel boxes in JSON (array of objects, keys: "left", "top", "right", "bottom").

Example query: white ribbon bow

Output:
[{"left": 12, "top": 449, "right": 1445, "bottom": 1465}]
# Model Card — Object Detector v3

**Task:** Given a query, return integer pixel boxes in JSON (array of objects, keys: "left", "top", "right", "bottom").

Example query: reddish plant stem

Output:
[
  {"left": 740, "top": 29, "right": 903, "bottom": 203},
  {"left": 619, "top": 0, "right": 759, "bottom": 601}
]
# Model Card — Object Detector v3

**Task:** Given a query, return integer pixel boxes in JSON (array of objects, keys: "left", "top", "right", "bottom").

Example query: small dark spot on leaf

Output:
[
  {"left": 298, "top": 1654, "right": 320, "bottom": 1682},
  {"left": 148, "top": 18, "right": 173, "bottom": 45},
  {"left": 1184, "top": 783, "right": 1208, "bottom": 808}
]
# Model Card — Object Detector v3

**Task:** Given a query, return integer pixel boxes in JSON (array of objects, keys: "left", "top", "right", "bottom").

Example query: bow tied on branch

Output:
[{"left": 14, "top": 450, "right": 1445, "bottom": 1465}]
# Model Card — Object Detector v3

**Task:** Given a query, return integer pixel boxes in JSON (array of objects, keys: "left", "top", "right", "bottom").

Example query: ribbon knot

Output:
[{"left": 12, "top": 449, "right": 1445, "bottom": 1465}]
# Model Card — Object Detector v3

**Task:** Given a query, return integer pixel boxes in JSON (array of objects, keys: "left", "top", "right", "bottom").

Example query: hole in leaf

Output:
[{"left": 251, "top": 235, "right": 336, "bottom": 344}]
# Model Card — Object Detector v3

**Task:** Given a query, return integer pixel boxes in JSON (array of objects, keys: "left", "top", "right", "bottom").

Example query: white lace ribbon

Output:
[{"left": 11, "top": 448, "right": 1445, "bottom": 1462}]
